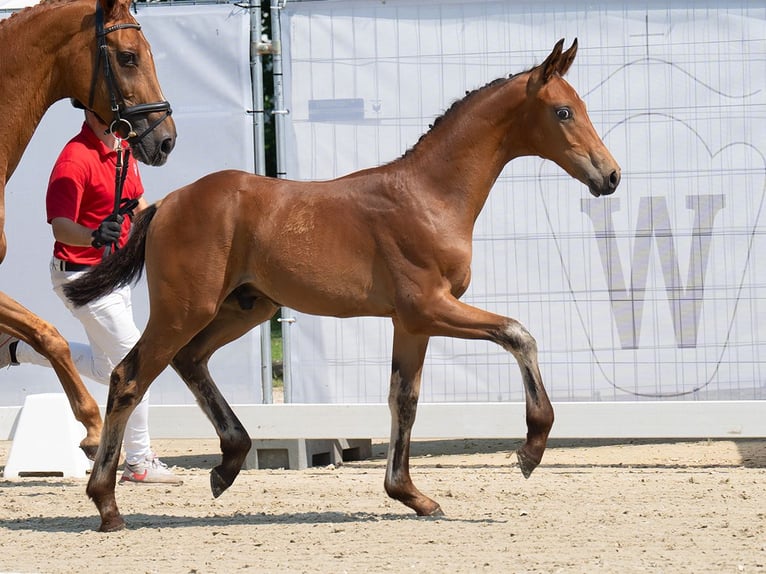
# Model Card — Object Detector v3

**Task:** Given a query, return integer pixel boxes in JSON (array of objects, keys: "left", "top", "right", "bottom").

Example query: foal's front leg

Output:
[
  {"left": 496, "top": 319, "right": 554, "bottom": 477},
  {"left": 401, "top": 293, "right": 554, "bottom": 479},
  {"left": 384, "top": 323, "right": 443, "bottom": 516}
]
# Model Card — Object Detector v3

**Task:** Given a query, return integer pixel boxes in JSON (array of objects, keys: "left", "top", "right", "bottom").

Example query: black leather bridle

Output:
[{"left": 88, "top": 1, "right": 172, "bottom": 145}]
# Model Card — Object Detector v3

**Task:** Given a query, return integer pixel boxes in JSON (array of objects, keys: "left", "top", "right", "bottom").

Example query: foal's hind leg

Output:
[
  {"left": 0, "top": 292, "right": 101, "bottom": 457},
  {"left": 384, "top": 322, "right": 443, "bottom": 516},
  {"left": 400, "top": 291, "right": 554, "bottom": 478},
  {"left": 171, "top": 296, "right": 278, "bottom": 498},
  {"left": 88, "top": 339, "right": 184, "bottom": 532},
  {"left": 87, "top": 348, "right": 148, "bottom": 532}
]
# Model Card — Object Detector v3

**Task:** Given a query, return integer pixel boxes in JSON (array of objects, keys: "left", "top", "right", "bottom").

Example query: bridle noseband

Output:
[{"left": 88, "top": 1, "right": 172, "bottom": 145}]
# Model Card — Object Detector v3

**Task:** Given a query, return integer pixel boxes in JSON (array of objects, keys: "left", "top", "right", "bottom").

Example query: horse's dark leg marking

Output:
[
  {"left": 87, "top": 349, "right": 146, "bottom": 532},
  {"left": 399, "top": 293, "right": 554, "bottom": 480},
  {"left": 384, "top": 323, "right": 442, "bottom": 516},
  {"left": 171, "top": 296, "right": 276, "bottom": 498},
  {"left": 493, "top": 320, "right": 553, "bottom": 477},
  {"left": 171, "top": 348, "right": 251, "bottom": 498}
]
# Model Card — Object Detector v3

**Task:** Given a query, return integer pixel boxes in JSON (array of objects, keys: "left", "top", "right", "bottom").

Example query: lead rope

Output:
[{"left": 102, "top": 138, "right": 131, "bottom": 259}]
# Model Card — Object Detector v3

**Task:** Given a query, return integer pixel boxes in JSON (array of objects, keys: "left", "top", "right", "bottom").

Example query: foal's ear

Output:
[
  {"left": 557, "top": 38, "right": 578, "bottom": 77},
  {"left": 540, "top": 38, "right": 566, "bottom": 83},
  {"left": 528, "top": 38, "right": 578, "bottom": 91}
]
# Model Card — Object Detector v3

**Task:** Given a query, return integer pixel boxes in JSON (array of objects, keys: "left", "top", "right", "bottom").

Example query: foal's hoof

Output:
[
  {"left": 415, "top": 502, "right": 444, "bottom": 517},
  {"left": 424, "top": 505, "right": 445, "bottom": 518},
  {"left": 516, "top": 449, "right": 540, "bottom": 479},
  {"left": 210, "top": 467, "right": 232, "bottom": 498},
  {"left": 98, "top": 515, "right": 126, "bottom": 533},
  {"left": 80, "top": 444, "right": 99, "bottom": 461}
]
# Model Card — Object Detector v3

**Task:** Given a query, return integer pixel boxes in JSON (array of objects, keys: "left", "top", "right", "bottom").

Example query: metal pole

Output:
[
  {"left": 250, "top": 1, "right": 273, "bottom": 404},
  {"left": 271, "top": 0, "right": 294, "bottom": 403}
]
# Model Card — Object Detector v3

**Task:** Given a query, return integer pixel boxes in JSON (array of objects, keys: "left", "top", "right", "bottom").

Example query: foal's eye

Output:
[
  {"left": 117, "top": 52, "right": 137, "bottom": 67},
  {"left": 556, "top": 107, "right": 572, "bottom": 121}
]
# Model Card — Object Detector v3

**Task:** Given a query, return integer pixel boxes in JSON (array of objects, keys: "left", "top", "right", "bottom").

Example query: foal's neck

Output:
[{"left": 398, "top": 74, "right": 531, "bottom": 221}]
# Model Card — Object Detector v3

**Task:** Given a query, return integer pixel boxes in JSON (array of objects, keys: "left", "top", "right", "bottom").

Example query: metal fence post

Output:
[
  {"left": 249, "top": 1, "right": 273, "bottom": 403},
  {"left": 271, "top": 0, "right": 293, "bottom": 402}
]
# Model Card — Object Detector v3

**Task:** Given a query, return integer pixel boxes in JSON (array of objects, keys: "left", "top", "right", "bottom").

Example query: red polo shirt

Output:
[{"left": 46, "top": 122, "right": 144, "bottom": 265}]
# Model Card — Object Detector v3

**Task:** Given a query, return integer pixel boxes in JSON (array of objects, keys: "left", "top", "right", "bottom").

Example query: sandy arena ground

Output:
[{"left": 1, "top": 437, "right": 765, "bottom": 573}]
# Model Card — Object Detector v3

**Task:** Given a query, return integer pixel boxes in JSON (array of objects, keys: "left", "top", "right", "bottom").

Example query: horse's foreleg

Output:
[
  {"left": 384, "top": 323, "right": 442, "bottom": 516},
  {"left": 495, "top": 319, "right": 553, "bottom": 478},
  {"left": 400, "top": 293, "right": 554, "bottom": 479},
  {"left": 0, "top": 291, "right": 102, "bottom": 457},
  {"left": 171, "top": 298, "right": 276, "bottom": 498}
]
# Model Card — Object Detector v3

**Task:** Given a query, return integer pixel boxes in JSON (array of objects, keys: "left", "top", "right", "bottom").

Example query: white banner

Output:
[
  {"left": 282, "top": 0, "right": 766, "bottom": 403},
  {"left": 0, "top": 4, "right": 259, "bottom": 407}
]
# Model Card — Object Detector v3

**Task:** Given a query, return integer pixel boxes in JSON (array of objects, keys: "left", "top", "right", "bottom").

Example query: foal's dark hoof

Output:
[
  {"left": 210, "top": 467, "right": 233, "bottom": 498},
  {"left": 80, "top": 444, "right": 99, "bottom": 461},
  {"left": 98, "top": 515, "right": 126, "bottom": 533},
  {"left": 516, "top": 449, "right": 540, "bottom": 479}
]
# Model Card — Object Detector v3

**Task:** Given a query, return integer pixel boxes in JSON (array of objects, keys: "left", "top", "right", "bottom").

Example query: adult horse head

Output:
[
  {"left": 67, "top": 0, "right": 176, "bottom": 166},
  {"left": 0, "top": 0, "right": 176, "bottom": 183}
]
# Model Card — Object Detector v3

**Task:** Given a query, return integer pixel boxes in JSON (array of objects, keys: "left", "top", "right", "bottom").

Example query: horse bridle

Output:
[{"left": 88, "top": 1, "right": 172, "bottom": 145}]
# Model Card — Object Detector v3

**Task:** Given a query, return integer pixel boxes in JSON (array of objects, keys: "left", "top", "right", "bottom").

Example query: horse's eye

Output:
[
  {"left": 117, "top": 52, "right": 137, "bottom": 67},
  {"left": 556, "top": 107, "right": 572, "bottom": 121}
]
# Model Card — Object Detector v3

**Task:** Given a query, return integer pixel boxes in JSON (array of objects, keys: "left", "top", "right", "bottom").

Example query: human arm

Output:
[
  {"left": 51, "top": 215, "right": 123, "bottom": 248},
  {"left": 50, "top": 217, "right": 100, "bottom": 247}
]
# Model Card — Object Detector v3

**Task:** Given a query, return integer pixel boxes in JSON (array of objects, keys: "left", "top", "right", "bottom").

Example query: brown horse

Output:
[
  {"left": 0, "top": 0, "right": 176, "bottom": 457},
  {"left": 66, "top": 38, "right": 620, "bottom": 532}
]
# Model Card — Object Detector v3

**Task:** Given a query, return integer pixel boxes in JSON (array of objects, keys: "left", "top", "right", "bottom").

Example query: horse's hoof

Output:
[
  {"left": 416, "top": 503, "right": 444, "bottom": 517},
  {"left": 98, "top": 516, "right": 126, "bottom": 532},
  {"left": 426, "top": 505, "right": 445, "bottom": 517},
  {"left": 210, "top": 467, "right": 231, "bottom": 498},
  {"left": 516, "top": 449, "right": 539, "bottom": 479},
  {"left": 80, "top": 444, "right": 99, "bottom": 461}
]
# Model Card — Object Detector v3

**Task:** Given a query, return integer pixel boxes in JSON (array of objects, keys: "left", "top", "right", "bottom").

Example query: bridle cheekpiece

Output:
[{"left": 88, "top": 1, "right": 172, "bottom": 145}]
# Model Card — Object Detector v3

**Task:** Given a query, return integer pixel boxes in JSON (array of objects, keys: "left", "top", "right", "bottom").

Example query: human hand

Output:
[{"left": 91, "top": 213, "right": 124, "bottom": 248}]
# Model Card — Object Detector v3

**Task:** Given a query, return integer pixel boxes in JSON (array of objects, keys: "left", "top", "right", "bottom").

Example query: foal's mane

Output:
[{"left": 401, "top": 69, "right": 530, "bottom": 160}]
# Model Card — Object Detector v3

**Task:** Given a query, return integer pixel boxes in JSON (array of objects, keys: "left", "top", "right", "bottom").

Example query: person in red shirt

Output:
[{"left": 0, "top": 107, "right": 181, "bottom": 484}]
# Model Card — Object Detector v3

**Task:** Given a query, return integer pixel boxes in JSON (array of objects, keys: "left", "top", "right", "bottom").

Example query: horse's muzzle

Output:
[{"left": 589, "top": 169, "right": 621, "bottom": 197}]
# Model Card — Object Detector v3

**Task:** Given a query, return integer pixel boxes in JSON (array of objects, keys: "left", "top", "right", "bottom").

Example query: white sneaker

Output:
[{"left": 120, "top": 453, "right": 183, "bottom": 485}]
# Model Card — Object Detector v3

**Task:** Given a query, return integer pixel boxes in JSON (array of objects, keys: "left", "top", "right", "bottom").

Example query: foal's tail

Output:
[{"left": 63, "top": 203, "right": 158, "bottom": 307}]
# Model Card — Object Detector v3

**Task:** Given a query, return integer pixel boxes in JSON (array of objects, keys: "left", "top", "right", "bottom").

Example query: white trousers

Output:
[{"left": 15, "top": 257, "right": 151, "bottom": 465}]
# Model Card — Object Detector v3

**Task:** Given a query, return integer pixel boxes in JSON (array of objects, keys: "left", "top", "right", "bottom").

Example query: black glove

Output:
[{"left": 91, "top": 213, "right": 124, "bottom": 248}]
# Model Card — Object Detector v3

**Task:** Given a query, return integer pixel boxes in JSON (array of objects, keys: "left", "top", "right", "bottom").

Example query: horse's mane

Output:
[
  {"left": 0, "top": 0, "right": 75, "bottom": 30},
  {"left": 0, "top": 0, "right": 128, "bottom": 31},
  {"left": 400, "top": 68, "right": 532, "bottom": 159}
]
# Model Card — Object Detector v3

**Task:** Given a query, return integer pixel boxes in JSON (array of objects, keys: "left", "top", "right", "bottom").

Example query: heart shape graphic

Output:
[{"left": 538, "top": 116, "right": 766, "bottom": 398}]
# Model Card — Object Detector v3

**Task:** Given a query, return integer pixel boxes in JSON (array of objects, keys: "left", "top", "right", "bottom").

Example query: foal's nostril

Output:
[{"left": 608, "top": 170, "right": 620, "bottom": 189}]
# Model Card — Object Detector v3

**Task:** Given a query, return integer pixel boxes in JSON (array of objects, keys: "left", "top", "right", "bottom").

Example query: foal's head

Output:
[{"left": 520, "top": 39, "right": 620, "bottom": 197}]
